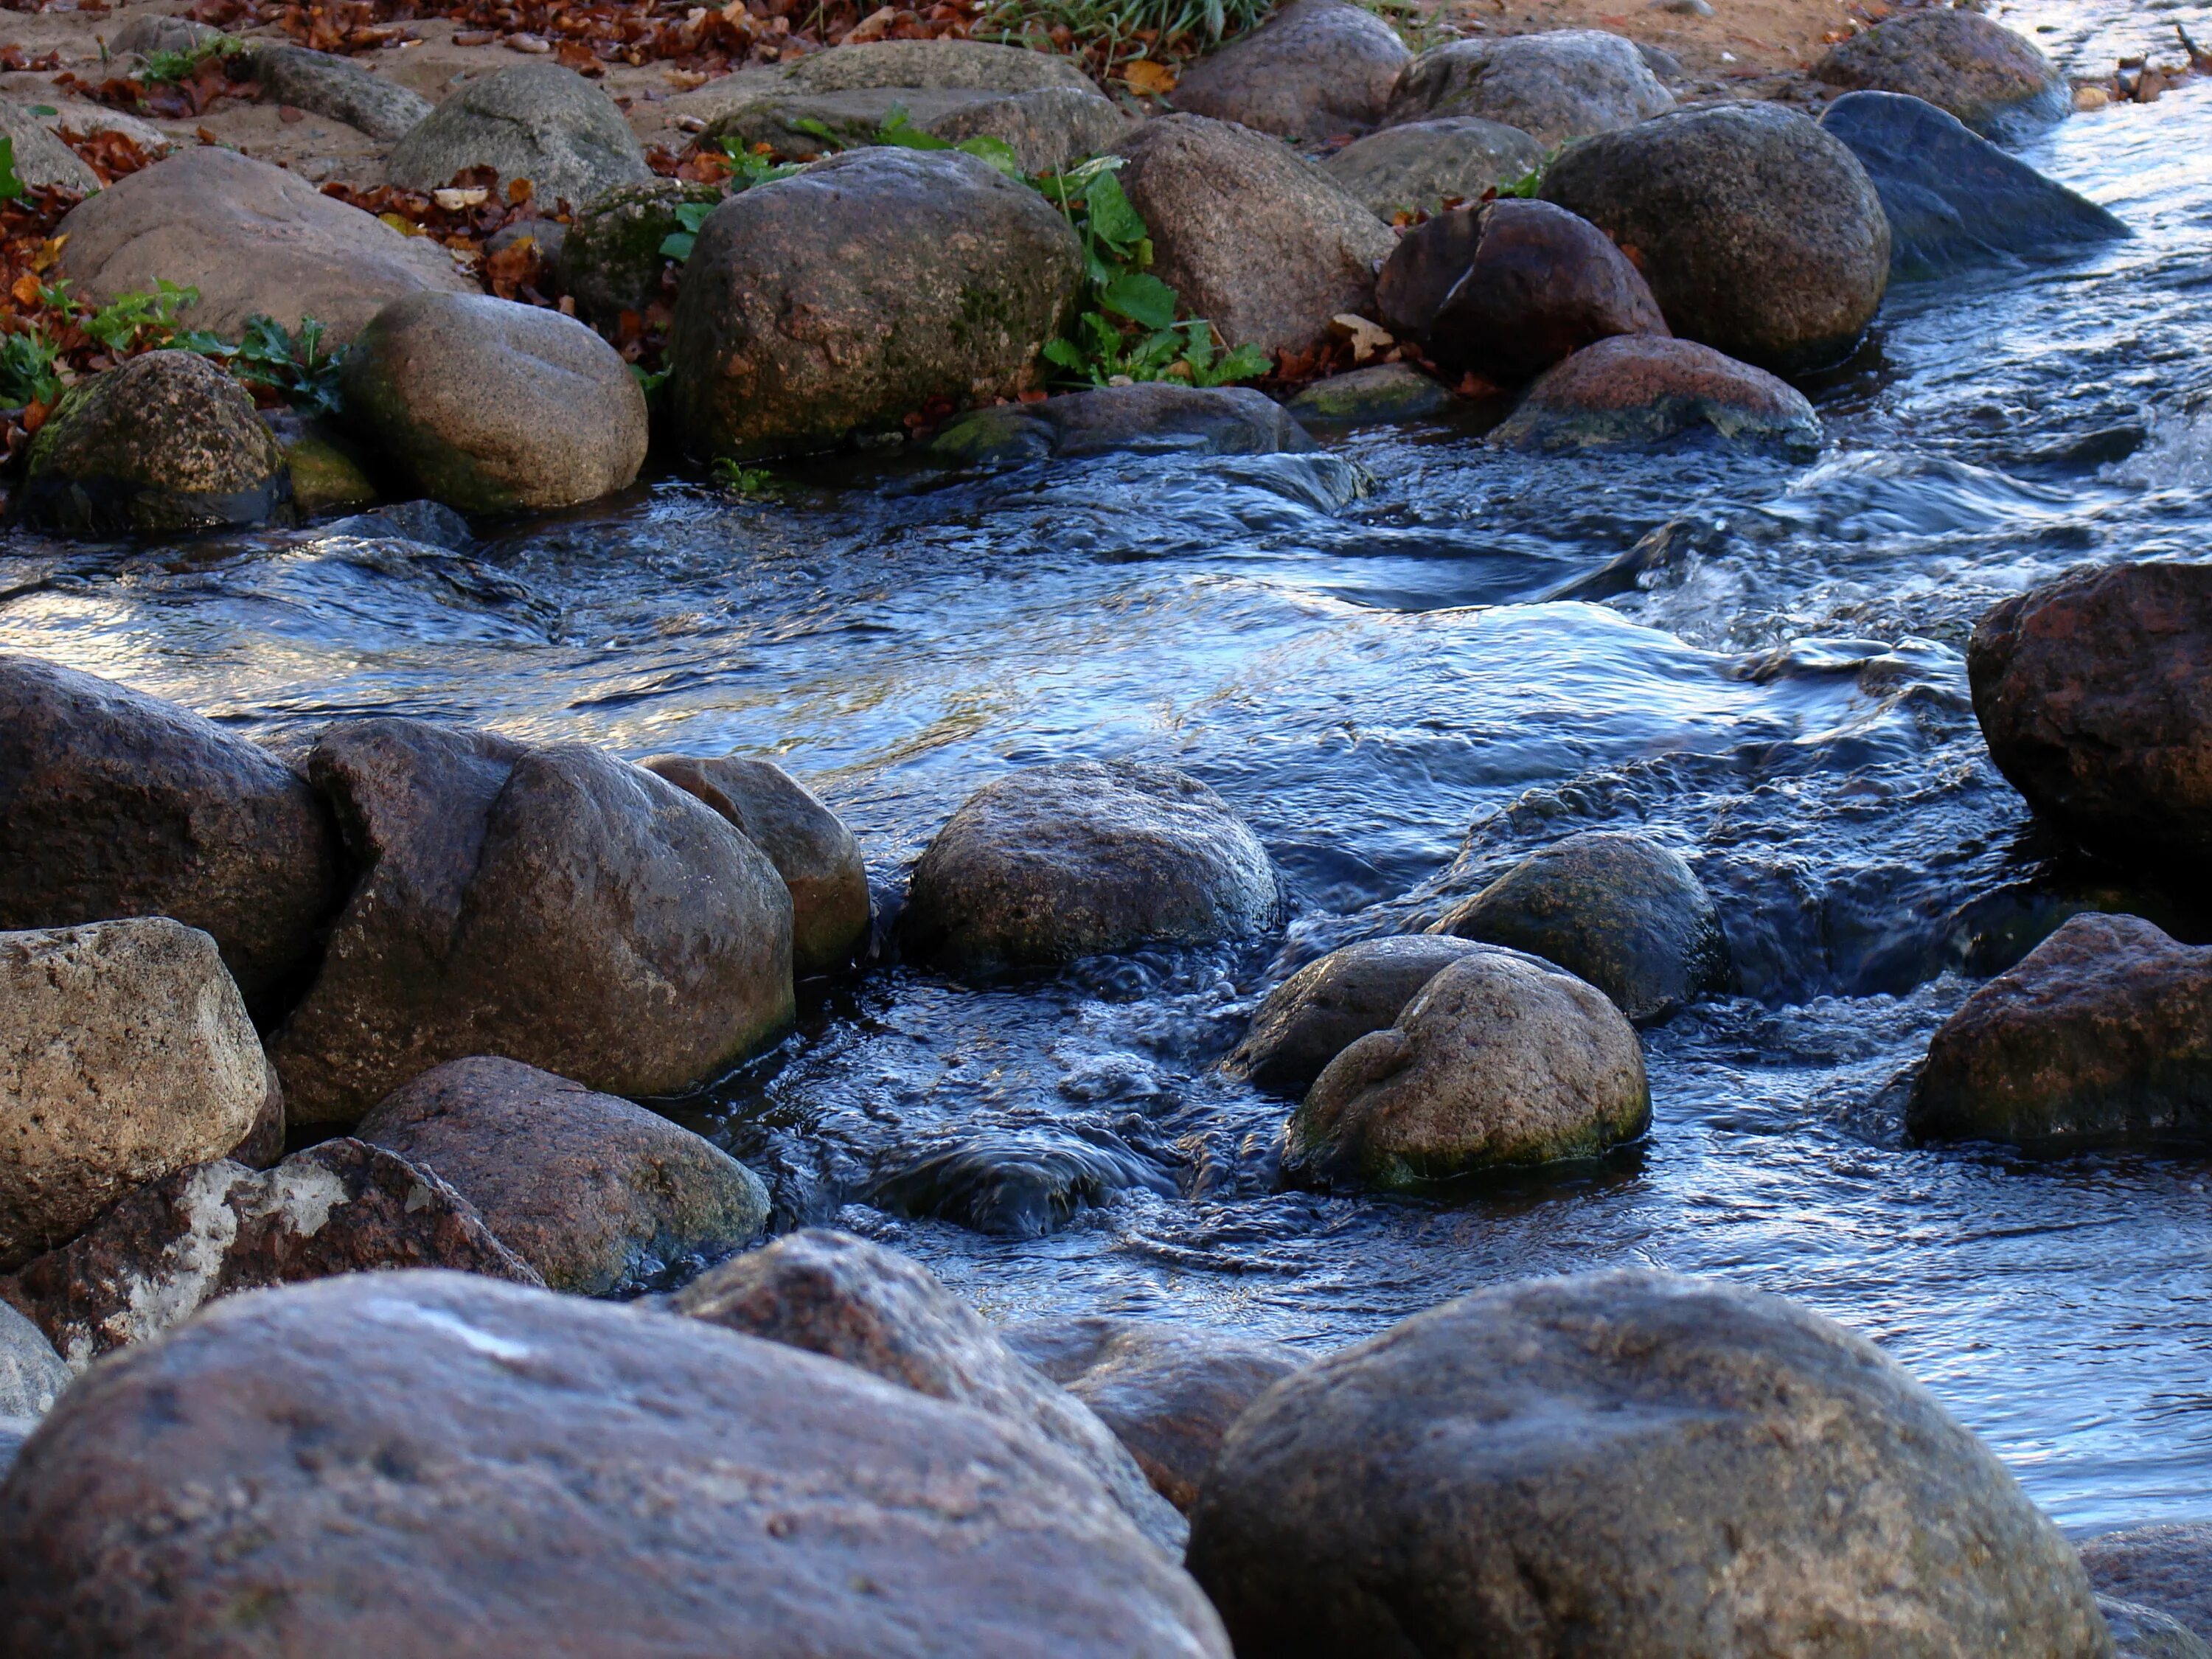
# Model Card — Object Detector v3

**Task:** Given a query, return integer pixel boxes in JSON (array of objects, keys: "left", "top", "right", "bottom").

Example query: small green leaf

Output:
[
  {"left": 953, "top": 134, "right": 1024, "bottom": 177},
  {"left": 659, "top": 230, "right": 697, "bottom": 261},
  {"left": 0, "top": 137, "right": 22, "bottom": 204},
  {"left": 1099, "top": 270, "right": 1176, "bottom": 330}
]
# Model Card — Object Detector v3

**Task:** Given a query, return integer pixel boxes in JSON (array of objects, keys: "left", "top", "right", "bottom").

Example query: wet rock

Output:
[
  {"left": 900, "top": 759, "right": 1281, "bottom": 970},
  {"left": 1113, "top": 114, "right": 1395, "bottom": 357},
  {"left": 0, "top": 1270, "right": 1233, "bottom": 1657},
  {"left": 2082, "top": 1523, "right": 2212, "bottom": 1642},
  {"left": 1384, "top": 29, "right": 1673, "bottom": 146},
  {"left": 1228, "top": 934, "right": 1492, "bottom": 1095},
  {"left": 1186, "top": 1269, "right": 2112, "bottom": 1657},
  {"left": 341, "top": 292, "right": 648, "bottom": 515},
  {"left": 1489, "top": 334, "right": 1823, "bottom": 454},
  {"left": 0, "top": 655, "right": 344, "bottom": 1016},
  {"left": 931, "top": 383, "right": 1315, "bottom": 467},
  {"left": 357, "top": 1056, "right": 768, "bottom": 1295},
  {"left": 710, "top": 84, "right": 1125, "bottom": 173},
  {"left": 1966, "top": 560, "right": 2212, "bottom": 868},
  {"left": 0, "top": 101, "right": 98, "bottom": 192},
  {"left": 675, "top": 1228, "right": 1189, "bottom": 1554},
  {"left": 325, "top": 497, "right": 472, "bottom": 549},
  {"left": 1820, "top": 92, "right": 2127, "bottom": 281},
  {"left": 1318, "top": 115, "right": 1545, "bottom": 220},
  {"left": 1541, "top": 102, "right": 1889, "bottom": 375},
  {"left": 668, "top": 147, "right": 1081, "bottom": 459},
  {"left": 865, "top": 1133, "right": 1177, "bottom": 1236},
  {"left": 1004, "top": 1315, "right": 1305, "bottom": 1512},
  {"left": 1907, "top": 912, "right": 2212, "bottom": 1146},
  {"left": 254, "top": 44, "right": 433, "bottom": 142},
  {"left": 0, "top": 919, "right": 276, "bottom": 1271},
  {"left": 0, "top": 1301, "right": 66, "bottom": 1419},
  {"left": 1169, "top": 0, "right": 1410, "bottom": 140},
  {"left": 52, "top": 146, "right": 472, "bottom": 343},
  {"left": 1284, "top": 945, "right": 1647, "bottom": 1190},
  {"left": 782, "top": 36, "right": 1096, "bottom": 93},
  {"left": 387, "top": 63, "right": 651, "bottom": 205},
  {"left": 557, "top": 178, "right": 718, "bottom": 325},
  {"left": 2102, "top": 1598, "right": 2212, "bottom": 1659},
  {"left": 1430, "top": 830, "right": 1725, "bottom": 1021},
  {"left": 639, "top": 753, "right": 869, "bottom": 975},
  {"left": 1815, "top": 7, "right": 2069, "bottom": 142},
  {"left": 1286, "top": 361, "right": 1452, "bottom": 424},
  {"left": 1377, "top": 198, "right": 1668, "bottom": 385},
  {"left": 269, "top": 719, "right": 794, "bottom": 1124},
  {"left": 268, "top": 408, "right": 380, "bottom": 518}
]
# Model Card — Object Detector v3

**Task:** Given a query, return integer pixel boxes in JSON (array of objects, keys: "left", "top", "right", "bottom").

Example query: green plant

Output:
[
  {"left": 710, "top": 457, "right": 782, "bottom": 497},
  {"left": 80, "top": 279, "right": 201, "bottom": 355},
  {"left": 139, "top": 33, "right": 244, "bottom": 86},
  {"left": 221, "top": 314, "right": 347, "bottom": 416},
  {"left": 0, "top": 136, "right": 21, "bottom": 204},
  {"left": 0, "top": 327, "right": 63, "bottom": 407},
  {"left": 1498, "top": 156, "right": 1552, "bottom": 200},
  {"left": 790, "top": 105, "right": 1024, "bottom": 178}
]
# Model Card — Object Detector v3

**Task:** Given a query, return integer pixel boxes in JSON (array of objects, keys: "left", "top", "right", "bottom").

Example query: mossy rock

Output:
[{"left": 558, "top": 178, "right": 724, "bottom": 328}]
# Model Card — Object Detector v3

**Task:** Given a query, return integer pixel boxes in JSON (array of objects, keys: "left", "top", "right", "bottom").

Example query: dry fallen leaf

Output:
[
  {"left": 1329, "top": 313, "right": 1393, "bottom": 364},
  {"left": 1121, "top": 58, "right": 1176, "bottom": 95},
  {"left": 434, "top": 187, "right": 492, "bottom": 209}
]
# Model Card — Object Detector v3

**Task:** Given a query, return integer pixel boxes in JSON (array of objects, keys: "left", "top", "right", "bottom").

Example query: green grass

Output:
[
  {"left": 975, "top": 0, "right": 1272, "bottom": 58},
  {"left": 138, "top": 34, "right": 246, "bottom": 85}
]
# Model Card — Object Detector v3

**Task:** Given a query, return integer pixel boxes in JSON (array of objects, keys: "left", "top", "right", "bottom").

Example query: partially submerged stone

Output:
[
  {"left": 386, "top": 62, "right": 652, "bottom": 206},
  {"left": 1489, "top": 334, "right": 1822, "bottom": 454},
  {"left": 1285, "top": 361, "right": 1453, "bottom": 425},
  {"left": 1227, "top": 933, "right": 1492, "bottom": 1095},
  {"left": 1318, "top": 115, "right": 1545, "bottom": 220},
  {"left": 1815, "top": 7, "right": 2069, "bottom": 142},
  {"left": 1384, "top": 29, "right": 1672, "bottom": 146},
  {"left": 1169, "top": 0, "right": 1409, "bottom": 140},
  {"left": 931, "top": 383, "right": 1315, "bottom": 467}
]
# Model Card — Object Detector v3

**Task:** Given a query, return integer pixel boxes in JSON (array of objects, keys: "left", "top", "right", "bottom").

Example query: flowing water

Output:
[{"left": 4, "top": 0, "right": 2209, "bottom": 1531}]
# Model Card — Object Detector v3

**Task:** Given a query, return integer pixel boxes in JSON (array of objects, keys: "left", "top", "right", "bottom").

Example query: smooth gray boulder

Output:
[
  {"left": 1227, "top": 934, "right": 1492, "bottom": 1096},
  {"left": 931, "top": 383, "right": 1314, "bottom": 467},
  {"left": 1384, "top": 29, "right": 1672, "bottom": 145},
  {"left": 782, "top": 37, "right": 1095, "bottom": 93},
  {"left": 386, "top": 63, "right": 652, "bottom": 206},
  {"left": 1815, "top": 7, "right": 2069, "bottom": 142},
  {"left": 1319, "top": 115, "right": 1544, "bottom": 219},
  {"left": 255, "top": 45, "right": 434, "bottom": 142},
  {"left": 0, "top": 100, "right": 98, "bottom": 192},
  {"left": 1169, "top": 0, "right": 1409, "bottom": 139}
]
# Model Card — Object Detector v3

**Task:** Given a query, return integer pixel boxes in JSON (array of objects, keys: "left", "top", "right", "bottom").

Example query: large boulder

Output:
[
  {"left": 1966, "top": 561, "right": 2212, "bottom": 868},
  {"left": 2082, "top": 1524, "right": 2212, "bottom": 1644},
  {"left": 386, "top": 63, "right": 651, "bottom": 206},
  {"left": 0, "top": 1271, "right": 1234, "bottom": 1657},
  {"left": 899, "top": 759, "right": 1281, "bottom": 970},
  {"left": 0, "top": 655, "right": 344, "bottom": 1018},
  {"left": 1540, "top": 102, "right": 1891, "bottom": 376},
  {"left": 931, "top": 383, "right": 1315, "bottom": 467},
  {"left": 667, "top": 147, "right": 1081, "bottom": 459},
  {"left": 1169, "top": 0, "right": 1409, "bottom": 140},
  {"left": 254, "top": 44, "right": 434, "bottom": 142},
  {"left": 52, "top": 146, "right": 472, "bottom": 343},
  {"left": 341, "top": 292, "right": 649, "bottom": 515},
  {"left": 0, "top": 1302, "right": 66, "bottom": 1420},
  {"left": 782, "top": 37, "right": 1096, "bottom": 92},
  {"left": 1112, "top": 114, "right": 1396, "bottom": 358},
  {"left": 1815, "top": 7, "right": 2068, "bottom": 142},
  {"left": 710, "top": 84, "right": 1126, "bottom": 173},
  {"left": 0, "top": 919, "right": 276, "bottom": 1271},
  {"left": 673, "top": 1229, "right": 1189, "bottom": 1554},
  {"left": 555, "top": 178, "right": 720, "bottom": 327},
  {"left": 1384, "top": 29, "right": 1672, "bottom": 146},
  {"left": 1284, "top": 945, "right": 1647, "bottom": 1191},
  {"left": 0, "top": 100, "right": 98, "bottom": 192},
  {"left": 1186, "top": 1270, "right": 2112, "bottom": 1656},
  {"left": 269, "top": 719, "right": 795, "bottom": 1124},
  {"left": 1227, "top": 934, "right": 1492, "bottom": 1095},
  {"left": 1319, "top": 115, "right": 1545, "bottom": 220},
  {"left": 1488, "top": 334, "right": 1823, "bottom": 454},
  {"left": 357, "top": 1056, "right": 768, "bottom": 1295}
]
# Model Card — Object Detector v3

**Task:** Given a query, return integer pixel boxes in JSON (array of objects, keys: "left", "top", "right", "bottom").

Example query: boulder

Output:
[
  {"left": 1430, "top": 830, "right": 1726, "bottom": 1021},
  {"left": 674, "top": 1228, "right": 1189, "bottom": 1554},
  {"left": 1169, "top": 0, "right": 1410, "bottom": 140},
  {"left": 1966, "top": 560, "right": 2212, "bottom": 868},
  {"left": 1488, "top": 334, "right": 1823, "bottom": 454},
  {"left": 52, "top": 146, "right": 473, "bottom": 344},
  {"left": 667, "top": 147, "right": 1081, "bottom": 459},
  {"left": 1815, "top": 7, "right": 2069, "bottom": 142},
  {"left": 1376, "top": 198, "right": 1668, "bottom": 385},
  {"left": 1540, "top": 102, "right": 1890, "bottom": 375},
  {"left": 1318, "top": 115, "right": 1545, "bottom": 219},
  {"left": 20, "top": 349, "right": 291, "bottom": 535},
  {"left": 0, "top": 655, "right": 344, "bottom": 1018},
  {"left": 1227, "top": 934, "right": 1492, "bottom": 1095},
  {"left": 782, "top": 37, "right": 1096, "bottom": 92},
  {"left": 900, "top": 759, "right": 1281, "bottom": 970},
  {"left": 554, "top": 178, "right": 715, "bottom": 325},
  {"left": 2102, "top": 1599, "right": 2212, "bottom": 1659},
  {"left": 0, "top": 1302, "right": 66, "bottom": 1419},
  {"left": 0, "top": 1271, "right": 1234, "bottom": 1656},
  {"left": 1186, "top": 1270, "right": 2112, "bottom": 1657},
  {"left": 1112, "top": 114, "right": 1395, "bottom": 357},
  {"left": 709, "top": 84, "right": 1125, "bottom": 173},
  {"left": 1820, "top": 91, "right": 2127, "bottom": 282},
  {"left": 386, "top": 63, "right": 651, "bottom": 206},
  {"left": 2082, "top": 1524, "right": 2212, "bottom": 1644},
  {"left": 1, "top": 1138, "right": 540, "bottom": 1368},
  {"left": 105, "top": 14, "right": 223, "bottom": 57},
  {"left": 357, "top": 1056, "right": 768, "bottom": 1295},
  {"left": 931, "top": 383, "right": 1315, "bottom": 467},
  {"left": 1004, "top": 1315, "right": 1305, "bottom": 1512},
  {"left": 268, "top": 719, "right": 794, "bottom": 1124},
  {"left": 1285, "top": 361, "right": 1453, "bottom": 424},
  {"left": 254, "top": 44, "right": 434, "bottom": 142},
  {"left": 1284, "top": 945, "right": 1647, "bottom": 1191},
  {"left": 0, "top": 100, "right": 98, "bottom": 192},
  {"left": 1907, "top": 912, "right": 2212, "bottom": 1146},
  {"left": 639, "top": 753, "right": 870, "bottom": 975},
  {"left": 1384, "top": 29, "right": 1673, "bottom": 146},
  {"left": 340, "top": 292, "right": 648, "bottom": 514}
]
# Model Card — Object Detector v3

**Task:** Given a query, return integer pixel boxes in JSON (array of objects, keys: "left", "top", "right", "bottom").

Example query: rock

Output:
[
  {"left": 1815, "top": 7, "right": 2069, "bottom": 142},
  {"left": 782, "top": 36, "right": 1096, "bottom": 93},
  {"left": 1820, "top": 91, "right": 2127, "bottom": 281},
  {"left": 1286, "top": 361, "right": 1452, "bottom": 424},
  {"left": 386, "top": 63, "right": 652, "bottom": 206},
  {"left": 1004, "top": 1315, "right": 1305, "bottom": 1513},
  {"left": 1384, "top": 29, "right": 1673, "bottom": 146},
  {"left": 0, "top": 1417, "right": 31, "bottom": 1480},
  {"left": 1186, "top": 1270, "right": 2112, "bottom": 1657},
  {"left": 1228, "top": 934, "right": 1494, "bottom": 1095},
  {"left": 1430, "top": 830, "right": 1725, "bottom": 1021},
  {"left": 1318, "top": 115, "right": 1545, "bottom": 219},
  {"left": 673, "top": 1229, "right": 1190, "bottom": 1555},
  {"left": 1966, "top": 561, "right": 2212, "bottom": 868},
  {"left": 1, "top": 1138, "right": 540, "bottom": 1368},
  {"left": 931, "top": 383, "right": 1315, "bottom": 467},
  {"left": 1377, "top": 198, "right": 1668, "bottom": 385},
  {"left": 340, "top": 292, "right": 648, "bottom": 515},
  {"left": 1169, "top": 0, "right": 1409, "bottom": 140},
  {"left": 356, "top": 1056, "right": 768, "bottom": 1295},
  {"left": 1284, "top": 945, "right": 1647, "bottom": 1190},
  {"left": 1488, "top": 334, "right": 1823, "bottom": 454},
  {"left": 106, "top": 14, "right": 223, "bottom": 58},
  {"left": 1906, "top": 912, "right": 2212, "bottom": 1146},
  {"left": 900, "top": 759, "right": 1281, "bottom": 970},
  {"left": 554, "top": 178, "right": 712, "bottom": 325},
  {"left": 0, "top": 101, "right": 98, "bottom": 192},
  {"left": 269, "top": 719, "right": 794, "bottom": 1124},
  {"left": 326, "top": 497, "right": 473, "bottom": 549},
  {"left": 0, "top": 919, "right": 275, "bottom": 1271},
  {"left": 254, "top": 44, "right": 434, "bottom": 142},
  {"left": 0, "top": 655, "right": 344, "bottom": 1017},
  {"left": 2082, "top": 1524, "right": 2212, "bottom": 1643},
  {"left": 0, "top": 1271, "right": 1233, "bottom": 1656},
  {"left": 20, "top": 349, "right": 291, "bottom": 535},
  {"left": 268, "top": 408, "right": 380, "bottom": 518},
  {"left": 0, "top": 1301, "right": 66, "bottom": 1419},
  {"left": 52, "top": 146, "right": 472, "bottom": 344},
  {"left": 2102, "top": 1598, "right": 2212, "bottom": 1659},
  {"left": 639, "top": 753, "right": 870, "bottom": 976},
  {"left": 1112, "top": 114, "right": 1395, "bottom": 358},
  {"left": 709, "top": 84, "right": 1125, "bottom": 173},
  {"left": 667, "top": 147, "right": 1080, "bottom": 459}
]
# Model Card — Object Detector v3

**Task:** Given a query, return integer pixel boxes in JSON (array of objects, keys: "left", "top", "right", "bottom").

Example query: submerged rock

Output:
[
  {"left": 2082, "top": 1523, "right": 2212, "bottom": 1644},
  {"left": 0, "top": 1301, "right": 66, "bottom": 1419},
  {"left": 254, "top": 44, "right": 432, "bottom": 142},
  {"left": 1318, "top": 115, "right": 1545, "bottom": 220},
  {"left": 1227, "top": 933, "right": 1492, "bottom": 1095},
  {"left": 931, "top": 383, "right": 1315, "bottom": 467},
  {"left": 1384, "top": 29, "right": 1672, "bottom": 146},
  {"left": 1284, "top": 361, "right": 1453, "bottom": 425},
  {"left": 1488, "top": 334, "right": 1822, "bottom": 454},
  {"left": 386, "top": 63, "right": 651, "bottom": 206},
  {"left": 1169, "top": 0, "right": 1409, "bottom": 139},
  {"left": 1815, "top": 7, "right": 2069, "bottom": 142}
]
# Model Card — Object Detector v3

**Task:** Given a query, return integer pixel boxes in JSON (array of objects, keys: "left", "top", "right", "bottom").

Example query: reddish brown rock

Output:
[
  {"left": 1169, "top": 0, "right": 1409, "bottom": 140},
  {"left": 1815, "top": 8, "right": 2069, "bottom": 142},
  {"left": 2081, "top": 1523, "right": 2212, "bottom": 1642},
  {"left": 1489, "top": 335, "right": 1822, "bottom": 454}
]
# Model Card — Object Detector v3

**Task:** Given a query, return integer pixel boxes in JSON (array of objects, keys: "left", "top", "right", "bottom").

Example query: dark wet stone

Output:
[
  {"left": 1169, "top": 0, "right": 1409, "bottom": 140},
  {"left": 254, "top": 44, "right": 432, "bottom": 142},
  {"left": 2083, "top": 1524, "right": 2212, "bottom": 1644},
  {"left": 2101, "top": 1597, "right": 2212, "bottom": 1659},
  {"left": 1319, "top": 116, "right": 1544, "bottom": 220},
  {"left": 1384, "top": 29, "right": 1672, "bottom": 146},
  {"left": 1815, "top": 7, "right": 2069, "bottom": 143},
  {"left": 321, "top": 497, "right": 473, "bottom": 549},
  {"left": 1489, "top": 333, "right": 1822, "bottom": 454},
  {"left": 386, "top": 62, "right": 651, "bottom": 206},
  {"left": 1226, "top": 933, "right": 1492, "bottom": 1095},
  {"left": 864, "top": 1135, "right": 1178, "bottom": 1237},
  {"left": 557, "top": 177, "right": 720, "bottom": 327},
  {"left": 931, "top": 383, "right": 1315, "bottom": 467},
  {"left": 1284, "top": 362, "right": 1453, "bottom": 425}
]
